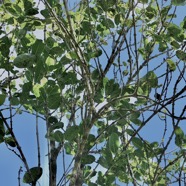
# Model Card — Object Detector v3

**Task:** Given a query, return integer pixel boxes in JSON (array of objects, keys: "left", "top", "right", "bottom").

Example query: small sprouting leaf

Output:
[
  {"left": 14, "top": 54, "right": 36, "bottom": 68},
  {"left": 109, "top": 133, "right": 119, "bottom": 153},
  {"left": 23, "top": 167, "right": 42, "bottom": 184},
  {"left": 166, "top": 59, "right": 176, "bottom": 71},
  {"left": 0, "top": 94, "right": 6, "bottom": 105}
]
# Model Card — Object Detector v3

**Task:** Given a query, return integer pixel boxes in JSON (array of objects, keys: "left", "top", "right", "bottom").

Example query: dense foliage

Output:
[{"left": 0, "top": 0, "right": 186, "bottom": 185}]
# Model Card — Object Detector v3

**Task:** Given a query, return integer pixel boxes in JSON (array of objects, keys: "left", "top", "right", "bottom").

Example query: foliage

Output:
[{"left": 0, "top": 0, "right": 186, "bottom": 185}]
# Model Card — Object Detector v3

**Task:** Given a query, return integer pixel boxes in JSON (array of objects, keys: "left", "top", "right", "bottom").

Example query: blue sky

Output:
[{"left": 0, "top": 1, "right": 186, "bottom": 186}]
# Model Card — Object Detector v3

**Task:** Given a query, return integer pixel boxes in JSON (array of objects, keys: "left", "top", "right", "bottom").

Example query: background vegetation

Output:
[{"left": 0, "top": 0, "right": 186, "bottom": 185}]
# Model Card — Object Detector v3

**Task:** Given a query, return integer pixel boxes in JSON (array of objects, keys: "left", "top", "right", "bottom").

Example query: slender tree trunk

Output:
[{"left": 49, "top": 141, "right": 58, "bottom": 186}]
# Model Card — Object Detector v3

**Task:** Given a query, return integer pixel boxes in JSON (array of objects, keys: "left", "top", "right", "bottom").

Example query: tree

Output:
[{"left": 0, "top": 0, "right": 186, "bottom": 185}]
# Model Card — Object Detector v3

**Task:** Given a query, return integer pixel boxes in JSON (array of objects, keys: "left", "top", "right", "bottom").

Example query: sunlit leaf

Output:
[
  {"left": 166, "top": 59, "right": 176, "bottom": 71},
  {"left": 33, "top": 84, "right": 42, "bottom": 97}
]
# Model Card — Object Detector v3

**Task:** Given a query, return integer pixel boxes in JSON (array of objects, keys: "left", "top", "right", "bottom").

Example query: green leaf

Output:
[
  {"left": 25, "top": 8, "right": 39, "bottom": 16},
  {"left": 81, "top": 21, "right": 92, "bottom": 34},
  {"left": 132, "top": 137, "right": 143, "bottom": 149},
  {"left": 46, "top": 37, "right": 55, "bottom": 48},
  {"left": 115, "top": 14, "right": 121, "bottom": 25},
  {"left": 175, "top": 127, "right": 184, "bottom": 147},
  {"left": 50, "top": 131, "right": 64, "bottom": 143},
  {"left": 167, "top": 23, "right": 184, "bottom": 42},
  {"left": 126, "top": 129, "right": 135, "bottom": 136},
  {"left": 33, "top": 84, "right": 42, "bottom": 97},
  {"left": 139, "top": 0, "right": 148, "bottom": 3},
  {"left": 32, "top": 39, "right": 45, "bottom": 55},
  {"left": 181, "top": 17, "right": 186, "bottom": 29},
  {"left": 23, "top": 167, "right": 42, "bottom": 184},
  {"left": 48, "top": 116, "right": 58, "bottom": 124},
  {"left": 40, "top": 9, "right": 50, "bottom": 18},
  {"left": 176, "top": 50, "right": 186, "bottom": 62},
  {"left": 65, "top": 126, "right": 79, "bottom": 141},
  {"left": 175, "top": 126, "right": 184, "bottom": 137},
  {"left": 159, "top": 42, "right": 167, "bottom": 52},
  {"left": 172, "top": 0, "right": 186, "bottom": 6},
  {"left": 0, "top": 94, "right": 6, "bottom": 105},
  {"left": 47, "top": 91, "right": 61, "bottom": 109},
  {"left": 82, "top": 155, "right": 95, "bottom": 164},
  {"left": 175, "top": 135, "right": 183, "bottom": 147},
  {"left": 4, "top": 3, "right": 19, "bottom": 16},
  {"left": 91, "top": 49, "right": 102, "bottom": 58},
  {"left": 134, "top": 149, "right": 144, "bottom": 158},
  {"left": 46, "top": 57, "right": 55, "bottom": 66},
  {"left": 170, "top": 40, "right": 180, "bottom": 49},
  {"left": 97, "top": 156, "right": 109, "bottom": 169},
  {"left": 0, "top": 36, "right": 11, "bottom": 57},
  {"left": 10, "top": 97, "right": 20, "bottom": 105},
  {"left": 14, "top": 54, "right": 36, "bottom": 68},
  {"left": 109, "top": 133, "right": 119, "bottom": 153},
  {"left": 4, "top": 137, "right": 16, "bottom": 147},
  {"left": 145, "top": 6, "right": 156, "bottom": 19},
  {"left": 166, "top": 59, "right": 176, "bottom": 71},
  {"left": 49, "top": 122, "right": 64, "bottom": 132}
]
